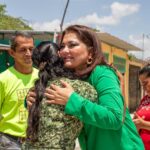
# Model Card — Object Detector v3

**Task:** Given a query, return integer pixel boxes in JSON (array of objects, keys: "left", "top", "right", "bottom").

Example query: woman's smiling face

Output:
[
  {"left": 139, "top": 74, "right": 150, "bottom": 96},
  {"left": 59, "top": 32, "right": 92, "bottom": 72}
]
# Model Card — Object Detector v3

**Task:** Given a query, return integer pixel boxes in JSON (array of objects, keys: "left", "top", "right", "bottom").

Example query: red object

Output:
[{"left": 136, "top": 95, "right": 150, "bottom": 150}]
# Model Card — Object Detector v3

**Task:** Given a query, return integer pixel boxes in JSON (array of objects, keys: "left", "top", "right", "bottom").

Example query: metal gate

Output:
[{"left": 129, "top": 65, "right": 141, "bottom": 112}]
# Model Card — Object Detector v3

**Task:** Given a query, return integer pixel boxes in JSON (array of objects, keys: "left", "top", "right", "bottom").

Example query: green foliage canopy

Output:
[{"left": 0, "top": 4, "right": 32, "bottom": 30}]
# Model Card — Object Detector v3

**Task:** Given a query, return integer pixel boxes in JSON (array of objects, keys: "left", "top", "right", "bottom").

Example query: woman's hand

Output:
[
  {"left": 45, "top": 80, "right": 74, "bottom": 105},
  {"left": 133, "top": 112, "right": 150, "bottom": 131},
  {"left": 26, "top": 88, "right": 36, "bottom": 109},
  {"left": 132, "top": 112, "right": 145, "bottom": 131}
]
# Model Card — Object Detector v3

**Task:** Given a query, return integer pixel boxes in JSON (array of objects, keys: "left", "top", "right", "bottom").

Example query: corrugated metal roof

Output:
[
  {"left": 97, "top": 32, "right": 142, "bottom": 51},
  {"left": 0, "top": 30, "right": 54, "bottom": 40},
  {"left": 0, "top": 30, "right": 54, "bottom": 34}
]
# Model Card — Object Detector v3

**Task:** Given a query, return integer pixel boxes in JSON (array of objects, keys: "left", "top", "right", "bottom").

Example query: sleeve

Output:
[
  {"left": 64, "top": 67, "right": 124, "bottom": 130},
  {"left": 71, "top": 80, "right": 97, "bottom": 103}
]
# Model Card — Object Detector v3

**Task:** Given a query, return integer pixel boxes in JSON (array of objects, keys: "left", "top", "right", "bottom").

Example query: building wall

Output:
[{"left": 0, "top": 50, "right": 14, "bottom": 73}]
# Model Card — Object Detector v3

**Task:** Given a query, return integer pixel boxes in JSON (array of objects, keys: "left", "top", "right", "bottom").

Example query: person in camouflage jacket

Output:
[{"left": 22, "top": 41, "right": 97, "bottom": 150}]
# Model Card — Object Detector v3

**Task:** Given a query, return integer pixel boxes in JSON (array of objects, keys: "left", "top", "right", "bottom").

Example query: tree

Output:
[{"left": 0, "top": 4, "right": 32, "bottom": 30}]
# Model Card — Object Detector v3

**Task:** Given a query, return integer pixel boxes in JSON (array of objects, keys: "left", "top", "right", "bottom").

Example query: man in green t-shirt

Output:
[{"left": 0, "top": 31, "right": 38, "bottom": 149}]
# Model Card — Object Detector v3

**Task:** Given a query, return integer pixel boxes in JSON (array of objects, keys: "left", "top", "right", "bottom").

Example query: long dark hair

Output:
[
  {"left": 60, "top": 24, "right": 107, "bottom": 76},
  {"left": 26, "top": 41, "right": 76, "bottom": 142}
]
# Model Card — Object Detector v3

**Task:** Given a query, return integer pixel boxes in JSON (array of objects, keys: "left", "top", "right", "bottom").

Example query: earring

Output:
[{"left": 87, "top": 58, "right": 93, "bottom": 65}]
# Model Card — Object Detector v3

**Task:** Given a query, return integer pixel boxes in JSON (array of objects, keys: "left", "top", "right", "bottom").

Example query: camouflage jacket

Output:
[{"left": 23, "top": 78, "right": 97, "bottom": 150}]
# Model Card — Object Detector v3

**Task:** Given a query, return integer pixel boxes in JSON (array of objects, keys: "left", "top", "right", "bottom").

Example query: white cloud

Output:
[
  {"left": 76, "top": 2, "right": 140, "bottom": 26},
  {"left": 30, "top": 2, "right": 140, "bottom": 31},
  {"left": 29, "top": 19, "right": 61, "bottom": 31},
  {"left": 128, "top": 34, "right": 150, "bottom": 60},
  {"left": 111, "top": 2, "right": 139, "bottom": 19},
  {"left": 72, "top": 13, "right": 118, "bottom": 26}
]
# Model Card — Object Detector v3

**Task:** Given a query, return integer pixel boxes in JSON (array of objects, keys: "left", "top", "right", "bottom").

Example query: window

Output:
[
  {"left": 104, "top": 52, "right": 109, "bottom": 62},
  {"left": 113, "top": 55, "right": 126, "bottom": 73}
]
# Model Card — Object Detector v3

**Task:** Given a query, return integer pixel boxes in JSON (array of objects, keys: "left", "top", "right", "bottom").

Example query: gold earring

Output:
[{"left": 87, "top": 58, "right": 93, "bottom": 65}]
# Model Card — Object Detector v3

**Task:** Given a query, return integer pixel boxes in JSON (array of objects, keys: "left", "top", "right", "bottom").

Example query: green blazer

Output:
[{"left": 65, "top": 65, "right": 144, "bottom": 150}]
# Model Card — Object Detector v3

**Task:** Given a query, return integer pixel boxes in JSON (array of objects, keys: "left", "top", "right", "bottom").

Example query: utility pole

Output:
[
  {"left": 142, "top": 33, "right": 150, "bottom": 60},
  {"left": 142, "top": 33, "right": 145, "bottom": 60},
  {"left": 60, "top": 0, "right": 70, "bottom": 33}
]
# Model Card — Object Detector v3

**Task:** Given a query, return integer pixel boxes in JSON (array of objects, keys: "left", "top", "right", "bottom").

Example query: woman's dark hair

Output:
[
  {"left": 26, "top": 41, "right": 76, "bottom": 142},
  {"left": 139, "top": 63, "right": 150, "bottom": 77},
  {"left": 60, "top": 24, "right": 107, "bottom": 76}
]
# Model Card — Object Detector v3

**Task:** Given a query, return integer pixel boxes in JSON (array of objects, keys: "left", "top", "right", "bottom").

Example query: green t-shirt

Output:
[{"left": 0, "top": 66, "right": 38, "bottom": 137}]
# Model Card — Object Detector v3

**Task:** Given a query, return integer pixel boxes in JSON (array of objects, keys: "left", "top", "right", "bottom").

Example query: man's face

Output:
[{"left": 10, "top": 36, "right": 34, "bottom": 70}]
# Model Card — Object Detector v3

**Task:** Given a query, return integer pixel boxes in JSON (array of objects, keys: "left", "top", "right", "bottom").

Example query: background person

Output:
[
  {"left": 23, "top": 41, "right": 97, "bottom": 150},
  {"left": 27, "top": 25, "right": 144, "bottom": 150},
  {"left": 0, "top": 31, "right": 38, "bottom": 149},
  {"left": 133, "top": 64, "right": 150, "bottom": 150}
]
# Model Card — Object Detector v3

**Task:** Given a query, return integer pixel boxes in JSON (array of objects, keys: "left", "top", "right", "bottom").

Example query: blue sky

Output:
[{"left": 0, "top": 0, "right": 150, "bottom": 59}]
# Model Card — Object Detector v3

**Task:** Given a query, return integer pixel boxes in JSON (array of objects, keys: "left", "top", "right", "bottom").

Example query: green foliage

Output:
[
  {"left": 128, "top": 53, "right": 137, "bottom": 60},
  {"left": 92, "top": 28, "right": 100, "bottom": 32},
  {"left": 0, "top": 4, "right": 6, "bottom": 15},
  {"left": 0, "top": 4, "right": 32, "bottom": 30}
]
